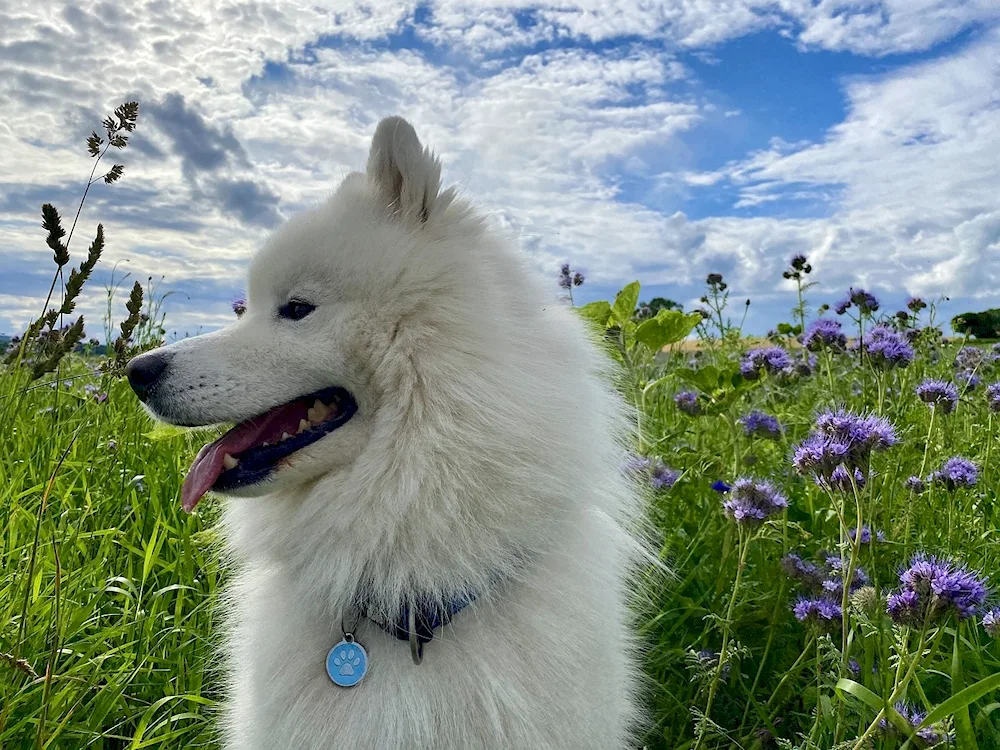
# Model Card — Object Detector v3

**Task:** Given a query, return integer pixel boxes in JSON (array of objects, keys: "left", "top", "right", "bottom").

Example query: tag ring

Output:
[{"left": 408, "top": 608, "right": 424, "bottom": 665}]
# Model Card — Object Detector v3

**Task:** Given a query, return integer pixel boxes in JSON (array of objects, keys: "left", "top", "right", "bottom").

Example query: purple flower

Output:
[
  {"left": 907, "top": 297, "right": 927, "bottom": 313},
  {"left": 792, "top": 409, "right": 898, "bottom": 481},
  {"left": 722, "top": 478, "right": 788, "bottom": 526},
  {"left": 860, "top": 325, "right": 915, "bottom": 369},
  {"left": 915, "top": 379, "right": 959, "bottom": 413},
  {"left": 849, "top": 526, "right": 885, "bottom": 545},
  {"left": 836, "top": 287, "right": 880, "bottom": 316},
  {"left": 674, "top": 390, "right": 701, "bottom": 416},
  {"left": 888, "top": 553, "right": 988, "bottom": 624},
  {"left": 821, "top": 556, "right": 870, "bottom": 595},
  {"left": 793, "top": 598, "right": 842, "bottom": 630},
  {"left": 781, "top": 553, "right": 822, "bottom": 587},
  {"left": 739, "top": 410, "right": 782, "bottom": 439},
  {"left": 987, "top": 383, "right": 1000, "bottom": 412},
  {"left": 650, "top": 461, "right": 681, "bottom": 490},
  {"left": 930, "top": 456, "right": 978, "bottom": 490},
  {"left": 905, "top": 475, "right": 926, "bottom": 493},
  {"left": 624, "top": 455, "right": 679, "bottom": 491},
  {"left": 879, "top": 702, "right": 953, "bottom": 746},
  {"left": 558, "top": 263, "right": 584, "bottom": 290},
  {"left": 232, "top": 297, "right": 247, "bottom": 316},
  {"left": 955, "top": 346, "right": 985, "bottom": 371},
  {"left": 802, "top": 318, "right": 847, "bottom": 352},
  {"left": 740, "top": 347, "right": 793, "bottom": 380},
  {"left": 821, "top": 465, "right": 866, "bottom": 493},
  {"left": 983, "top": 608, "right": 1000, "bottom": 637}
]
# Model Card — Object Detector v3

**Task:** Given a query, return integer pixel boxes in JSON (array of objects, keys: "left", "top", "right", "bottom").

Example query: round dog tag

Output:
[{"left": 326, "top": 637, "right": 368, "bottom": 687}]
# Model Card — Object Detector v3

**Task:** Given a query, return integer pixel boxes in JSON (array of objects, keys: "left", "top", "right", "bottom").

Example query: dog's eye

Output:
[{"left": 278, "top": 299, "right": 316, "bottom": 321}]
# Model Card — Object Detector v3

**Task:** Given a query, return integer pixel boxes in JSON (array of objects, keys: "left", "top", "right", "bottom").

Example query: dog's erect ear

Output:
[{"left": 366, "top": 116, "right": 442, "bottom": 224}]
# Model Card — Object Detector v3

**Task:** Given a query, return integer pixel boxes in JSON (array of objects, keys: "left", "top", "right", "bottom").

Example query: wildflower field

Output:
[{"left": 4, "top": 105, "right": 1000, "bottom": 750}]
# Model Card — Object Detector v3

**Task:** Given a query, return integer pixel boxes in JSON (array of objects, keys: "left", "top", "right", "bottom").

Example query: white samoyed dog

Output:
[{"left": 127, "top": 116, "right": 647, "bottom": 749}]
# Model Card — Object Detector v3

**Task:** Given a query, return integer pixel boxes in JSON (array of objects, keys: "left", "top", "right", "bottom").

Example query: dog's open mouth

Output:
[{"left": 181, "top": 386, "right": 357, "bottom": 512}]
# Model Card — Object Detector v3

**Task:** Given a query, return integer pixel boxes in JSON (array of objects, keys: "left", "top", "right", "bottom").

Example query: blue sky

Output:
[{"left": 2, "top": 1, "right": 1000, "bottom": 337}]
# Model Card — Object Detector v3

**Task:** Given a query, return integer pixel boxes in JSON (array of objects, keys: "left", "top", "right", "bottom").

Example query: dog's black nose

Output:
[{"left": 126, "top": 352, "right": 171, "bottom": 402}]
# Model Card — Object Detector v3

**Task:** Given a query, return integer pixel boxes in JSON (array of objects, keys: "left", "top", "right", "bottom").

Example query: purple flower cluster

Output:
[
  {"left": 781, "top": 553, "right": 821, "bottom": 585},
  {"left": 930, "top": 456, "right": 978, "bottom": 491},
  {"left": 879, "top": 702, "right": 953, "bottom": 747},
  {"left": 835, "top": 287, "right": 880, "bottom": 316},
  {"left": 915, "top": 379, "right": 959, "bottom": 413},
  {"left": 860, "top": 325, "right": 915, "bottom": 369},
  {"left": 232, "top": 297, "right": 247, "bottom": 317},
  {"left": 801, "top": 318, "right": 847, "bottom": 352},
  {"left": 722, "top": 477, "right": 788, "bottom": 526},
  {"left": 987, "top": 383, "right": 1000, "bottom": 412},
  {"left": 740, "top": 347, "right": 793, "bottom": 380},
  {"left": 781, "top": 551, "right": 868, "bottom": 596},
  {"left": 674, "top": 390, "right": 701, "bottom": 416},
  {"left": 905, "top": 475, "right": 926, "bottom": 493},
  {"left": 907, "top": 297, "right": 927, "bottom": 313},
  {"left": 558, "top": 263, "right": 584, "bottom": 289},
  {"left": 739, "top": 410, "right": 782, "bottom": 439},
  {"left": 792, "top": 409, "right": 898, "bottom": 482},
  {"left": 792, "top": 598, "right": 842, "bottom": 630},
  {"left": 887, "top": 553, "right": 988, "bottom": 624}
]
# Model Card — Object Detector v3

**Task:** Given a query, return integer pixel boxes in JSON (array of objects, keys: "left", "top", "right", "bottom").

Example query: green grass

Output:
[{"left": 1, "top": 362, "right": 223, "bottom": 748}]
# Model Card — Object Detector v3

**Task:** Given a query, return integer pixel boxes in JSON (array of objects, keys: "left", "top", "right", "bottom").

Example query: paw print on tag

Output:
[
  {"left": 334, "top": 647, "right": 361, "bottom": 676},
  {"left": 326, "top": 639, "right": 368, "bottom": 687}
]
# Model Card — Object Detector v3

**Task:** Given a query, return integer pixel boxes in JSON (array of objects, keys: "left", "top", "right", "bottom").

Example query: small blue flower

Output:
[{"left": 711, "top": 480, "right": 731, "bottom": 493}]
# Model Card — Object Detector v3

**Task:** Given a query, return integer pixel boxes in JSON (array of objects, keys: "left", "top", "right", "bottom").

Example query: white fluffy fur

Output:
[{"left": 137, "top": 116, "right": 647, "bottom": 749}]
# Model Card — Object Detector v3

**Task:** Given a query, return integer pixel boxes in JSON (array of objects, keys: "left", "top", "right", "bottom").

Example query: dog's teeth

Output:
[
  {"left": 306, "top": 407, "right": 319, "bottom": 423},
  {"left": 222, "top": 453, "right": 239, "bottom": 470},
  {"left": 312, "top": 400, "right": 330, "bottom": 421},
  {"left": 281, "top": 432, "right": 292, "bottom": 441},
  {"left": 262, "top": 441, "right": 269, "bottom": 447},
  {"left": 298, "top": 419, "right": 309, "bottom": 434}
]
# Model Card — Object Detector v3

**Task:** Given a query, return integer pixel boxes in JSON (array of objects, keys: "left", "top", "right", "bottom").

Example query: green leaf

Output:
[
  {"left": 835, "top": 679, "right": 913, "bottom": 737},
  {"left": 951, "top": 629, "right": 979, "bottom": 750},
  {"left": 675, "top": 366, "right": 721, "bottom": 394},
  {"left": 611, "top": 281, "right": 640, "bottom": 327},
  {"left": 576, "top": 300, "right": 613, "bottom": 328},
  {"left": 913, "top": 672, "right": 1000, "bottom": 741},
  {"left": 633, "top": 310, "right": 701, "bottom": 351}
]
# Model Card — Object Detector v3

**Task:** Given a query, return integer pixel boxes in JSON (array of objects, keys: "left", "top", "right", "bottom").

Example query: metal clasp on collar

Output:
[{"left": 408, "top": 608, "right": 424, "bottom": 665}]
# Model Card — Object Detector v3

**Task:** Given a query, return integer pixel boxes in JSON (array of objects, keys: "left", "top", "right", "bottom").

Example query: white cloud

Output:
[{"left": 1, "top": 0, "right": 1000, "bottom": 336}]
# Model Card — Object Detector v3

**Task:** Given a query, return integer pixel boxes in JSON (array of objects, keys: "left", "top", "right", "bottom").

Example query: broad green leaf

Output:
[
  {"left": 835, "top": 679, "right": 913, "bottom": 738},
  {"left": 675, "top": 366, "right": 721, "bottom": 394},
  {"left": 912, "top": 672, "right": 1000, "bottom": 741},
  {"left": 633, "top": 310, "right": 701, "bottom": 351},
  {"left": 951, "top": 630, "right": 979, "bottom": 750},
  {"left": 576, "top": 300, "right": 612, "bottom": 328},
  {"left": 611, "top": 281, "right": 640, "bottom": 327}
]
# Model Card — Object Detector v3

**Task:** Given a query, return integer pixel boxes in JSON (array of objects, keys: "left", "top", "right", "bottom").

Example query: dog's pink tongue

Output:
[{"left": 180, "top": 409, "right": 289, "bottom": 513}]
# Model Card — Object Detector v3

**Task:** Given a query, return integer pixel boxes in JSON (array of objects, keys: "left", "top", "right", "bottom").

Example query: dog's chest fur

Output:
[{"left": 218, "top": 502, "right": 640, "bottom": 750}]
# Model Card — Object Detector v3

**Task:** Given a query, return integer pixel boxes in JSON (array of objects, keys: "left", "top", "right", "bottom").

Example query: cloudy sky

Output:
[{"left": 2, "top": 0, "right": 999, "bottom": 338}]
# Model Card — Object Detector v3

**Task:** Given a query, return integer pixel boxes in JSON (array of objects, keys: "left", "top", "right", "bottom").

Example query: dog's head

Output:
[{"left": 127, "top": 116, "right": 483, "bottom": 512}]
